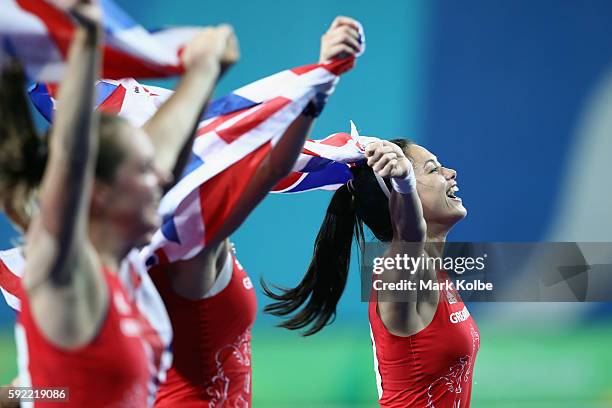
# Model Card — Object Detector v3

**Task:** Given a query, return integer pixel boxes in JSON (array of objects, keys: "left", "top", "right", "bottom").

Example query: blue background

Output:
[{"left": 2, "top": 1, "right": 612, "bottom": 406}]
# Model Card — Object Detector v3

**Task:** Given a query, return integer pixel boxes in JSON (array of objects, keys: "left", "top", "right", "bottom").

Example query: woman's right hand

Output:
[
  {"left": 365, "top": 140, "right": 412, "bottom": 179},
  {"left": 319, "top": 16, "right": 362, "bottom": 62}
]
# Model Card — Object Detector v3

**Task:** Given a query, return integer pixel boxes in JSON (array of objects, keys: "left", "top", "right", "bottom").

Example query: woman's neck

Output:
[
  {"left": 88, "top": 221, "right": 131, "bottom": 273},
  {"left": 424, "top": 224, "right": 448, "bottom": 259},
  {"left": 426, "top": 224, "right": 448, "bottom": 244}
]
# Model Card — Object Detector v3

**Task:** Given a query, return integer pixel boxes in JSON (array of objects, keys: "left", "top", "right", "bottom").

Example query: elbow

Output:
[
  {"left": 415, "top": 218, "right": 427, "bottom": 241},
  {"left": 393, "top": 217, "right": 427, "bottom": 243},
  {"left": 263, "top": 156, "right": 294, "bottom": 184}
]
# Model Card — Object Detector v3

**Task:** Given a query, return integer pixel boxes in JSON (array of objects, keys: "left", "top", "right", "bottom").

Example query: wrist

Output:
[
  {"left": 75, "top": 24, "right": 101, "bottom": 46},
  {"left": 189, "top": 55, "right": 221, "bottom": 78},
  {"left": 302, "top": 93, "right": 327, "bottom": 117},
  {"left": 391, "top": 164, "right": 417, "bottom": 194}
]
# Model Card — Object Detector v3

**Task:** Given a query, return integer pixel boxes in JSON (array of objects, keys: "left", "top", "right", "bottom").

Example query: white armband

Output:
[{"left": 391, "top": 163, "right": 417, "bottom": 194}]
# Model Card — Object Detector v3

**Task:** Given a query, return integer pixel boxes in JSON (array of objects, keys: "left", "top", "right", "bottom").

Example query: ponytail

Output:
[
  {"left": 263, "top": 139, "right": 414, "bottom": 335},
  {"left": 0, "top": 61, "right": 48, "bottom": 230},
  {"left": 262, "top": 184, "right": 364, "bottom": 336}
]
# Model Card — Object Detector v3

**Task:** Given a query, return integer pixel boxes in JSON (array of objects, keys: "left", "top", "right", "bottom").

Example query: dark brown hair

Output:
[{"left": 0, "top": 61, "right": 128, "bottom": 229}]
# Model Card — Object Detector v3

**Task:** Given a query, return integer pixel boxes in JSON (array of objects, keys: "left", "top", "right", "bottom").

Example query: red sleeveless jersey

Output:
[
  {"left": 369, "top": 271, "right": 480, "bottom": 407},
  {"left": 150, "top": 251, "right": 257, "bottom": 407},
  {"left": 2, "top": 247, "right": 172, "bottom": 407},
  {"left": 17, "top": 267, "right": 150, "bottom": 407}
]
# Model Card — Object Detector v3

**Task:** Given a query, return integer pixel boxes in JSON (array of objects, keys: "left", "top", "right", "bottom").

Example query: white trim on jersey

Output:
[
  {"left": 370, "top": 324, "right": 384, "bottom": 399},
  {"left": 14, "top": 323, "right": 33, "bottom": 408},
  {"left": 0, "top": 247, "right": 25, "bottom": 312},
  {"left": 122, "top": 249, "right": 173, "bottom": 407},
  {"left": 0, "top": 287, "right": 20, "bottom": 311},
  {"left": 3, "top": 247, "right": 173, "bottom": 408},
  {"left": 202, "top": 250, "right": 233, "bottom": 299}
]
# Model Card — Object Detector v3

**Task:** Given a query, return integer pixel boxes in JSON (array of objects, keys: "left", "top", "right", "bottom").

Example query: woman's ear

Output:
[{"left": 89, "top": 180, "right": 111, "bottom": 217}]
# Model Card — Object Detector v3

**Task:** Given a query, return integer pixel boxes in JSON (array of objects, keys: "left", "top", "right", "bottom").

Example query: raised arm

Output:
[
  {"left": 163, "top": 17, "right": 363, "bottom": 300},
  {"left": 143, "top": 25, "right": 239, "bottom": 184},
  {"left": 22, "top": 2, "right": 104, "bottom": 347},
  {"left": 365, "top": 141, "right": 426, "bottom": 243},
  {"left": 365, "top": 141, "right": 432, "bottom": 336},
  {"left": 212, "top": 16, "right": 363, "bottom": 243}
]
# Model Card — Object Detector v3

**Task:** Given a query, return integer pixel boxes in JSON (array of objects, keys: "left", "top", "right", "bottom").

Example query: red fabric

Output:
[
  {"left": 369, "top": 271, "right": 480, "bottom": 407},
  {"left": 215, "top": 97, "right": 291, "bottom": 144},
  {"left": 0, "top": 259, "right": 21, "bottom": 299},
  {"left": 289, "top": 58, "right": 354, "bottom": 76},
  {"left": 18, "top": 268, "right": 150, "bottom": 407},
  {"left": 150, "top": 254, "right": 257, "bottom": 407},
  {"left": 319, "top": 132, "right": 352, "bottom": 147},
  {"left": 200, "top": 142, "right": 272, "bottom": 244},
  {"left": 196, "top": 109, "right": 244, "bottom": 137},
  {"left": 97, "top": 84, "right": 127, "bottom": 114},
  {"left": 272, "top": 171, "right": 304, "bottom": 191},
  {"left": 16, "top": 0, "right": 182, "bottom": 79},
  {"left": 17, "top": 0, "right": 73, "bottom": 58}
]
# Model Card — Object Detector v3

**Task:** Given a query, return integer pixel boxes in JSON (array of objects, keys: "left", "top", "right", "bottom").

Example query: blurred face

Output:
[
  {"left": 406, "top": 144, "right": 467, "bottom": 228},
  {"left": 93, "top": 124, "right": 165, "bottom": 247}
]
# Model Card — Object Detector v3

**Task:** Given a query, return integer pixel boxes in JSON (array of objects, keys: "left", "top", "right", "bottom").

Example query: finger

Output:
[
  {"left": 365, "top": 142, "right": 383, "bottom": 157},
  {"left": 365, "top": 141, "right": 384, "bottom": 156},
  {"left": 330, "top": 16, "right": 361, "bottom": 31},
  {"left": 370, "top": 151, "right": 398, "bottom": 171},
  {"left": 372, "top": 153, "right": 398, "bottom": 173},
  {"left": 326, "top": 26, "right": 360, "bottom": 46},
  {"left": 338, "top": 25, "right": 361, "bottom": 43},
  {"left": 216, "top": 24, "right": 235, "bottom": 41},
  {"left": 366, "top": 144, "right": 396, "bottom": 159},
  {"left": 323, "top": 44, "right": 356, "bottom": 60},
  {"left": 380, "top": 141, "right": 406, "bottom": 159},
  {"left": 325, "top": 30, "right": 361, "bottom": 53},
  {"left": 378, "top": 159, "right": 398, "bottom": 178}
]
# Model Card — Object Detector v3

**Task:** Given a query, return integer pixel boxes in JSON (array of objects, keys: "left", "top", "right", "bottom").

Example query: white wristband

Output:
[{"left": 391, "top": 165, "right": 417, "bottom": 194}]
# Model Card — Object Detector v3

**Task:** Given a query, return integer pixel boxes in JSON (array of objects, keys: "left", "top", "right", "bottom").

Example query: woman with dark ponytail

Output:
[
  {"left": 265, "top": 138, "right": 480, "bottom": 407},
  {"left": 263, "top": 183, "right": 362, "bottom": 335}
]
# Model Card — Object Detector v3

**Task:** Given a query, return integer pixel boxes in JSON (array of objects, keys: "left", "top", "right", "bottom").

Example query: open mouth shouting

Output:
[{"left": 446, "top": 184, "right": 462, "bottom": 202}]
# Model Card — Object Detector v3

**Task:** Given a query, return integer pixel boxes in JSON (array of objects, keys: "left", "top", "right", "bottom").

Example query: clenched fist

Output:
[
  {"left": 365, "top": 140, "right": 411, "bottom": 178},
  {"left": 181, "top": 24, "right": 240, "bottom": 71},
  {"left": 319, "top": 16, "right": 362, "bottom": 63}
]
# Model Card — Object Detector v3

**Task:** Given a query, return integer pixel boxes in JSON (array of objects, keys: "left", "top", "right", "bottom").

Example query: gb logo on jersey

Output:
[
  {"left": 242, "top": 277, "right": 253, "bottom": 290},
  {"left": 446, "top": 288, "right": 458, "bottom": 304}
]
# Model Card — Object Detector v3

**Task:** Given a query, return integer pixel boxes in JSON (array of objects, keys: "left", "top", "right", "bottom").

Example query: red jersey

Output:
[
  {"left": 2, "top": 247, "right": 173, "bottom": 407},
  {"left": 369, "top": 271, "right": 480, "bottom": 407},
  {"left": 17, "top": 266, "right": 150, "bottom": 407},
  {"left": 150, "top": 250, "right": 257, "bottom": 407},
  {"left": 119, "top": 250, "right": 173, "bottom": 406}
]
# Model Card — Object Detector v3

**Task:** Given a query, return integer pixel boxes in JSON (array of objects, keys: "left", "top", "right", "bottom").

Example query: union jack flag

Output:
[
  {"left": 29, "top": 57, "right": 363, "bottom": 266},
  {"left": 272, "top": 121, "right": 379, "bottom": 193},
  {"left": 0, "top": 0, "right": 198, "bottom": 81},
  {"left": 0, "top": 248, "right": 24, "bottom": 312}
]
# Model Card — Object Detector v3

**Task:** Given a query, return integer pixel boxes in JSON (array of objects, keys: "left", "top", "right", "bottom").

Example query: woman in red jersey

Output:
[
  {"left": 16, "top": 4, "right": 153, "bottom": 405},
  {"left": 149, "top": 16, "right": 365, "bottom": 407},
  {"left": 265, "top": 139, "right": 480, "bottom": 407},
  {"left": 2, "top": 2, "right": 239, "bottom": 407}
]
